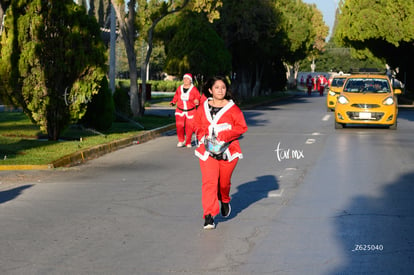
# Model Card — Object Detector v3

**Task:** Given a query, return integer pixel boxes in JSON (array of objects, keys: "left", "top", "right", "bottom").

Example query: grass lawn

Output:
[{"left": 0, "top": 112, "right": 174, "bottom": 165}]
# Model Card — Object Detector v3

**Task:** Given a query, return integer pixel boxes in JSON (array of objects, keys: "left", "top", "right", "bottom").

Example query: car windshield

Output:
[
  {"left": 343, "top": 78, "right": 390, "bottom": 93},
  {"left": 331, "top": 78, "right": 345, "bottom": 87}
]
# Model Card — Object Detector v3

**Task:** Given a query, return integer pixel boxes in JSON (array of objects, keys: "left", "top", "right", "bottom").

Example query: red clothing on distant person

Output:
[
  {"left": 317, "top": 75, "right": 328, "bottom": 96},
  {"left": 170, "top": 74, "right": 201, "bottom": 147}
]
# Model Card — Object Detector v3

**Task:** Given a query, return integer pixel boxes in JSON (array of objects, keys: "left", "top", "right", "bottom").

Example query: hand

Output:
[
  {"left": 217, "top": 132, "right": 228, "bottom": 143},
  {"left": 169, "top": 102, "right": 175, "bottom": 107}
]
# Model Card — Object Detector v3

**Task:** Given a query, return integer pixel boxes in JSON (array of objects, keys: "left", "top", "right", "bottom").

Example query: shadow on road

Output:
[
  {"left": 243, "top": 96, "right": 310, "bottom": 128},
  {"left": 0, "top": 185, "right": 33, "bottom": 204},
  {"left": 397, "top": 108, "right": 414, "bottom": 122},
  {"left": 328, "top": 171, "right": 414, "bottom": 274},
  {"left": 222, "top": 175, "right": 279, "bottom": 221}
]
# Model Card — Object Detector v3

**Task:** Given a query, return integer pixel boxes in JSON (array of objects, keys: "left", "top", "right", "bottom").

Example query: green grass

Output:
[{"left": 0, "top": 112, "right": 174, "bottom": 165}]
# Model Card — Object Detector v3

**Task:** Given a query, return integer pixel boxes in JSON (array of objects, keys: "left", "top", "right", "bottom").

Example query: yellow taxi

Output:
[
  {"left": 334, "top": 73, "right": 402, "bottom": 129},
  {"left": 326, "top": 75, "right": 349, "bottom": 111}
]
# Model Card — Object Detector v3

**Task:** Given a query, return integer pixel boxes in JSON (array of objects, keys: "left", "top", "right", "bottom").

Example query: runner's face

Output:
[
  {"left": 183, "top": 77, "right": 192, "bottom": 86},
  {"left": 210, "top": 80, "right": 226, "bottom": 100}
]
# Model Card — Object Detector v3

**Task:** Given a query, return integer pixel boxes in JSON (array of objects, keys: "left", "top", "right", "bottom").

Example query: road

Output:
[{"left": 1, "top": 94, "right": 414, "bottom": 274}]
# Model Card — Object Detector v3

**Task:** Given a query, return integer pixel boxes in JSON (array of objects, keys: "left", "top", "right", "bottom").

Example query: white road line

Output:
[
  {"left": 322, "top": 114, "right": 331, "bottom": 121},
  {"left": 306, "top": 138, "right": 316, "bottom": 144},
  {"left": 268, "top": 189, "right": 284, "bottom": 197}
]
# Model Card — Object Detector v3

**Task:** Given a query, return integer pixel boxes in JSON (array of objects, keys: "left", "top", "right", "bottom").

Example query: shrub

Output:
[
  {"left": 81, "top": 77, "right": 115, "bottom": 131},
  {"left": 113, "top": 83, "right": 132, "bottom": 119}
]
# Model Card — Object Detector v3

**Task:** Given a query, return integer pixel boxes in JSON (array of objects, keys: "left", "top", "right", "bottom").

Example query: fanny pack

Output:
[{"left": 204, "top": 138, "right": 231, "bottom": 160}]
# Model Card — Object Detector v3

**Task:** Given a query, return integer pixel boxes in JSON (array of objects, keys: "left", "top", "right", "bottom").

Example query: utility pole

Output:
[{"left": 109, "top": 3, "right": 116, "bottom": 93}]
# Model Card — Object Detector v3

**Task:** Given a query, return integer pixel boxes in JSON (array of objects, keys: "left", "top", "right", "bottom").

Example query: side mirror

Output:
[{"left": 394, "top": 88, "right": 402, "bottom": 95}]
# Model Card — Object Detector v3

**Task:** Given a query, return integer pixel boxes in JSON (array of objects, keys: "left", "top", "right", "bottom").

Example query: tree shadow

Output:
[
  {"left": 397, "top": 108, "right": 414, "bottom": 122},
  {"left": 243, "top": 111, "right": 270, "bottom": 127},
  {"left": 0, "top": 185, "right": 33, "bottom": 204},
  {"left": 327, "top": 171, "right": 414, "bottom": 274},
  {"left": 242, "top": 96, "right": 311, "bottom": 128},
  {"left": 218, "top": 175, "right": 279, "bottom": 222}
]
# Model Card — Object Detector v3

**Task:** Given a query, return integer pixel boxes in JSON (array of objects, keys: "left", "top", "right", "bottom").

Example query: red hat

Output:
[{"left": 183, "top": 73, "right": 193, "bottom": 82}]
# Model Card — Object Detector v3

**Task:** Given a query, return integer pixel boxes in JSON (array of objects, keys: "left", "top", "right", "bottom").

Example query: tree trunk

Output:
[
  {"left": 47, "top": 108, "right": 61, "bottom": 141},
  {"left": 283, "top": 62, "right": 296, "bottom": 89},
  {"left": 0, "top": 1, "right": 11, "bottom": 36},
  {"left": 293, "top": 61, "right": 300, "bottom": 88},
  {"left": 238, "top": 68, "right": 252, "bottom": 99},
  {"left": 128, "top": 55, "right": 140, "bottom": 117},
  {"left": 111, "top": 0, "right": 142, "bottom": 117},
  {"left": 139, "top": 0, "right": 191, "bottom": 116},
  {"left": 252, "top": 62, "right": 264, "bottom": 97},
  {"left": 140, "top": 42, "right": 149, "bottom": 116}
]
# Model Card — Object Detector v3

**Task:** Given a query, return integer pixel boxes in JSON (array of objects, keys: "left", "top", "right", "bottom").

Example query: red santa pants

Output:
[
  {"left": 307, "top": 85, "right": 312, "bottom": 95},
  {"left": 199, "top": 157, "right": 238, "bottom": 218},
  {"left": 319, "top": 86, "right": 325, "bottom": 95},
  {"left": 175, "top": 113, "right": 195, "bottom": 146}
]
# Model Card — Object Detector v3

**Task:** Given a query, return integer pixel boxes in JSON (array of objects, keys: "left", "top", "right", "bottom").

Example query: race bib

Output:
[{"left": 181, "top": 92, "right": 189, "bottom": 101}]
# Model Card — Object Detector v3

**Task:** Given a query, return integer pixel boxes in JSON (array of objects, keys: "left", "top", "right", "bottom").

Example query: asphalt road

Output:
[{"left": 1, "top": 94, "right": 414, "bottom": 274}]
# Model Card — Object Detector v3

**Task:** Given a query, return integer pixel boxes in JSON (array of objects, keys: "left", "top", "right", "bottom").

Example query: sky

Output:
[{"left": 302, "top": 0, "right": 339, "bottom": 39}]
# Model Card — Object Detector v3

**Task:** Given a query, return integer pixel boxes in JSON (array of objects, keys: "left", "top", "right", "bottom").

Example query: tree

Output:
[
  {"left": 300, "top": 41, "right": 385, "bottom": 72},
  {"left": 160, "top": 11, "right": 231, "bottom": 81},
  {"left": 216, "top": 0, "right": 282, "bottom": 98},
  {"left": 334, "top": 0, "right": 414, "bottom": 90},
  {"left": 110, "top": 1, "right": 141, "bottom": 116},
  {"left": 88, "top": 0, "right": 111, "bottom": 25},
  {"left": 0, "top": 0, "right": 107, "bottom": 140},
  {"left": 275, "top": 0, "right": 323, "bottom": 87},
  {"left": 111, "top": 0, "right": 223, "bottom": 117}
]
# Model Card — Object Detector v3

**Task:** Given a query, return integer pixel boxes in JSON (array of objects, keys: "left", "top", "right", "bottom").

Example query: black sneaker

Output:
[
  {"left": 221, "top": 202, "right": 231, "bottom": 218},
  {"left": 203, "top": 214, "right": 215, "bottom": 229}
]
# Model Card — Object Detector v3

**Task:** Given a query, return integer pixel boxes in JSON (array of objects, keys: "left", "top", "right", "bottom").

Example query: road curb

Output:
[{"left": 0, "top": 164, "right": 52, "bottom": 171}]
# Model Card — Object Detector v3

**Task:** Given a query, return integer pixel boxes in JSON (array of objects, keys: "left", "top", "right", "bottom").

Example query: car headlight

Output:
[
  {"left": 383, "top": 96, "right": 394, "bottom": 105},
  {"left": 328, "top": 91, "right": 336, "bottom": 96},
  {"left": 337, "top": 95, "right": 349, "bottom": 104}
]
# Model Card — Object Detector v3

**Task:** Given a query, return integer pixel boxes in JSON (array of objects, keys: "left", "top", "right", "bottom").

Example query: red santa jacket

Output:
[
  {"left": 171, "top": 84, "right": 201, "bottom": 119},
  {"left": 319, "top": 75, "right": 328, "bottom": 87},
  {"left": 194, "top": 99, "right": 248, "bottom": 162}
]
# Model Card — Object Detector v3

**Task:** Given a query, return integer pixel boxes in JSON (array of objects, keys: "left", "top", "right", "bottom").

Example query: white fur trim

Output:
[
  {"left": 195, "top": 150, "right": 210, "bottom": 161},
  {"left": 175, "top": 111, "right": 194, "bottom": 119},
  {"left": 226, "top": 152, "right": 243, "bottom": 162}
]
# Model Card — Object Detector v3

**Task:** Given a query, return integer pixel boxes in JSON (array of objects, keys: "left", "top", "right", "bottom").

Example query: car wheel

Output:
[
  {"left": 335, "top": 121, "right": 344, "bottom": 129},
  {"left": 389, "top": 122, "right": 397, "bottom": 130}
]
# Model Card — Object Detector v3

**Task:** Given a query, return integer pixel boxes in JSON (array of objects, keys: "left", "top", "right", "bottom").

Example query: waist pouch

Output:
[{"left": 205, "top": 139, "right": 231, "bottom": 160}]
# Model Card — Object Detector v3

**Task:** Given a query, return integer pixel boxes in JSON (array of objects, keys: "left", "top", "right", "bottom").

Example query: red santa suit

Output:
[
  {"left": 318, "top": 75, "right": 328, "bottom": 96},
  {"left": 194, "top": 99, "right": 248, "bottom": 218},
  {"left": 200, "top": 93, "right": 208, "bottom": 105},
  {"left": 170, "top": 83, "right": 201, "bottom": 146}
]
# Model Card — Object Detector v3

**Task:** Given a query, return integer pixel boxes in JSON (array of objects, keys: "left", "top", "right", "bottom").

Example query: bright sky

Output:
[{"left": 302, "top": 0, "right": 339, "bottom": 38}]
